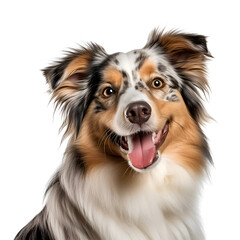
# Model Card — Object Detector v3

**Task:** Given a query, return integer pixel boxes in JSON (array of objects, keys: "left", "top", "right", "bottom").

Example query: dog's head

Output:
[{"left": 43, "top": 30, "right": 212, "bottom": 173}]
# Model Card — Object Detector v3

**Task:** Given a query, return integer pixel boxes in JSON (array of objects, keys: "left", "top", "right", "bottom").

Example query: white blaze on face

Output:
[
  {"left": 113, "top": 87, "right": 151, "bottom": 136},
  {"left": 113, "top": 52, "right": 137, "bottom": 86},
  {"left": 112, "top": 51, "right": 157, "bottom": 136}
]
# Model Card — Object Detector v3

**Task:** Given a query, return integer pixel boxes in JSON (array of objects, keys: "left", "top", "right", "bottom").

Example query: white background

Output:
[{"left": 0, "top": 0, "right": 240, "bottom": 239}]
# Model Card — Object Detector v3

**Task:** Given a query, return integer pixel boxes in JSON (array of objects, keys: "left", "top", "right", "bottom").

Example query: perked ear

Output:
[
  {"left": 42, "top": 44, "right": 107, "bottom": 138},
  {"left": 145, "top": 30, "right": 212, "bottom": 124}
]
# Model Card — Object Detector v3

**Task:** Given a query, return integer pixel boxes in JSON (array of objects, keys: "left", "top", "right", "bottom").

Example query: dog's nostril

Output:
[
  {"left": 129, "top": 110, "right": 137, "bottom": 117},
  {"left": 126, "top": 101, "right": 151, "bottom": 125},
  {"left": 142, "top": 107, "right": 150, "bottom": 115}
]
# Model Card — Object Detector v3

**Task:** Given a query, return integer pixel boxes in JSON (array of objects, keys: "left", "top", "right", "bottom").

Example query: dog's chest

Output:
[{"left": 85, "top": 158, "right": 201, "bottom": 240}]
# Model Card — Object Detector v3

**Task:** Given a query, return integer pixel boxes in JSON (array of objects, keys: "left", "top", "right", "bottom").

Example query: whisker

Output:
[
  {"left": 160, "top": 114, "right": 185, "bottom": 131},
  {"left": 172, "top": 120, "right": 184, "bottom": 130},
  {"left": 107, "top": 133, "right": 115, "bottom": 154},
  {"left": 103, "top": 134, "right": 111, "bottom": 159},
  {"left": 123, "top": 165, "right": 131, "bottom": 177},
  {"left": 98, "top": 129, "right": 110, "bottom": 149}
]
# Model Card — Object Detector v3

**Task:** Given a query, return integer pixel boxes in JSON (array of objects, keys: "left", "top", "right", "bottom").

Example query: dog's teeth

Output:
[{"left": 152, "top": 132, "right": 156, "bottom": 141}]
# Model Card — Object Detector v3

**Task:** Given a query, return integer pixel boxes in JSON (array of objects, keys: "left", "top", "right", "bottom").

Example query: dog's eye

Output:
[
  {"left": 151, "top": 78, "right": 164, "bottom": 89},
  {"left": 103, "top": 87, "right": 115, "bottom": 97}
]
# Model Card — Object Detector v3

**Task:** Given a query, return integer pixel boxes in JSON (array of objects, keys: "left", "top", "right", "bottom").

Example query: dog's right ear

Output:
[
  {"left": 42, "top": 44, "right": 107, "bottom": 138},
  {"left": 43, "top": 44, "right": 106, "bottom": 90}
]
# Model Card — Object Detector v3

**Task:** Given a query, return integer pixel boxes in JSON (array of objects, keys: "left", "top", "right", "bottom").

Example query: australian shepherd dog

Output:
[{"left": 15, "top": 29, "right": 212, "bottom": 240}]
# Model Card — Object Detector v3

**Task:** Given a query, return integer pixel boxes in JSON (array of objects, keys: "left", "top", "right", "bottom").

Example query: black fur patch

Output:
[
  {"left": 157, "top": 63, "right": 167, "bottom": 72},
  {"left": 14, "top": 208, "right": 54, "bottom": 240},
  {"left": 94, "top": 99, "right": 107, "bottom": 113},
  {"left": 106, "top": 129, "right": 121, "bottom": 146},
  {"left": 168, "top": 75, "right": 179, "bottom": 89},
  {"left": 180, "top": 76, "right": 205, "bottom": 124},
  {"left": 121, "top": 70, "right": 128, "bottom": 79},
  {"left": 143, "top": 29, "right": 163, "bottom": 50},
  {"left": 184, "top": 34, "right": 210, "bottom": 55},
  {"left": 135, "top": 81, "right": 149, "bottom": 92},
  {"left": 119, "top": 79, "right": 129, "bottom": 97},
  {"left": 165, "top": 89, "right": 179, "bottom": 102},
  {"left": 44, "top": 61, "right": 70, "bottom": 90},
  {"left": 114, "top": 58, "right": 119, "bottom": 65},
  {"left": 135, "top": 52, "right": 147, "bottom": 70},
  {"left": 199, "top": 129, "right": 212, "bottom": 164}
]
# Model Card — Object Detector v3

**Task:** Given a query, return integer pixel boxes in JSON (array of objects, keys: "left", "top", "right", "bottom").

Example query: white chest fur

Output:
[{"left": 81, "top": 156, "right": 204, "bottom": 240}]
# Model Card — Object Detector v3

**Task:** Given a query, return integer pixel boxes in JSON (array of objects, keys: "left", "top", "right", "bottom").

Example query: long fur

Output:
[{"left": 15, "top": 29, "right": 212, "bottom": 240}]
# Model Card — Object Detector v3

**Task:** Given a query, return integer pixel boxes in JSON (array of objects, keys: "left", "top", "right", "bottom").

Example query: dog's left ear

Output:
[
  {"left": 146, "top": 30, "right": 212, "bottom": 82},
  {"left": 146, "top": 30, "right": 212, "bottom": 123},
  {"left": 158, "top": 31, "right": 212, "bottom": 90},
  {"left": 159, "top": 32, "right": 211, "bottom": 62}
]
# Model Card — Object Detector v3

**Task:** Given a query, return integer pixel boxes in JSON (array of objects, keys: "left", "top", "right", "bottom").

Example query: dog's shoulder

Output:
[{"left": 14, "top": 208, "right": 54, "bottom": 240}]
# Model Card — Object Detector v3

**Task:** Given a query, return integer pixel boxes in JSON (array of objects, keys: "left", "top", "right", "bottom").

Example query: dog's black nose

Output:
[{"left": 126, "top": 101, "right": 151, "bottom": 125}]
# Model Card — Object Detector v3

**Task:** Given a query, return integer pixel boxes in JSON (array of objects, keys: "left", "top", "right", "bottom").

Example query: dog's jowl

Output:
[{"left": 15, "top": 30, "right": 212, "bottom": 240}]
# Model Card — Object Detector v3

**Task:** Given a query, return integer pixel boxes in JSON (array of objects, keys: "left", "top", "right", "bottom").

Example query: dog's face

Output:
[
  {"left": 43, "top": 30, "right": 211, "bottom": 173},
  {"left": 83, "top": 50, "right": 182, "bottom": 171}
]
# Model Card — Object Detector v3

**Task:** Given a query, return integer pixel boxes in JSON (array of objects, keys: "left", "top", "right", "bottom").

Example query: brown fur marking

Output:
[
  {"left": 64, "top": 53, "right": 92, "bottom": 79},
  {"left": 103, "top": 66, "right": 123, "bottom": 89},
  {"left": 152, "top": 90, "right": 205, "bottom": 172},
  {"left": 139, "top": 60, "right": 157, "bottom": 81}
]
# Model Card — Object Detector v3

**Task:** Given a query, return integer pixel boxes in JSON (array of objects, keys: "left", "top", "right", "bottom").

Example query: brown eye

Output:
[
  {"left": 151, "top": 78, "right": 164, "bottom": 89},
  {"left": 103, "top": 87, "right": 115, "bottom": 97}
]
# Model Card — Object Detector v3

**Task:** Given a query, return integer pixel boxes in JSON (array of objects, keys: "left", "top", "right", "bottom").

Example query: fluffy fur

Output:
[{"left": 15, "top": 29, "right": 212, "bottom": 240}]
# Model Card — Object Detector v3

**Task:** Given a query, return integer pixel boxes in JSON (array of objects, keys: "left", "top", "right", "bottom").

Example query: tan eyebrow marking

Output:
[
  {"left": 103, "top": 66, "right": 123, "bottom": 88},
  {"left": 139, "top": 60, "right": 157, "bottom": 81}
]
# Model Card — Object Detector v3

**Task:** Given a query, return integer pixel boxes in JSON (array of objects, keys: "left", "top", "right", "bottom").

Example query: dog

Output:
[{"left": 15, "top": 29, "right": 212, "bottom": 240}]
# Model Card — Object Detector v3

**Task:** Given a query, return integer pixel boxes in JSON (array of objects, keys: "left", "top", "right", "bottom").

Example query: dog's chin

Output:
[{"left": 115, "top": 122, "right": 169, "bottom": 172}]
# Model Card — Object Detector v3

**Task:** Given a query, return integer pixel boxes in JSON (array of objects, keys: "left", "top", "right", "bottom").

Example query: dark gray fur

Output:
[
  {"left": 135, "top": 81, "right": 149, "bottom": 92},
  {"left": 157, "top": 63, "right": 167, "bottom": 72},
  {"left": 165, "top": 89, "right": 179, "bottom": 102},
  {"left": 119, "top": 79, "right": 129, "bottom": 97},
  {"left": 114, "top": 58, "right": 119, "bottom": 65},
  {"left": 121, "top": 70, "right": 128, "bottom": 79},
  {"left": 94, "top": 98, "right": 107, "bottom": 113},
  {"left": 14, "top": 208, "right": 54, "bottom": 240},
  {"left": 167, "top": 75, "right": 179, "bottom": 89},
  {"left": 135, "top": 52, "right": 147, "bottom": 70}
]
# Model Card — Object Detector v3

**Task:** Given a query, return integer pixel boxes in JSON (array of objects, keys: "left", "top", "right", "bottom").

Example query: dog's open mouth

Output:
[{"left": 120, "top": 123, "right": 169, "bottom": 169}]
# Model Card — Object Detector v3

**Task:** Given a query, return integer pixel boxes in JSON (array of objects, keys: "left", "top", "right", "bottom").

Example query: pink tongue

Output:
[{"left": 128, "top": 132, "right": 156, "bottom": 169}]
